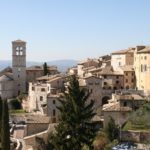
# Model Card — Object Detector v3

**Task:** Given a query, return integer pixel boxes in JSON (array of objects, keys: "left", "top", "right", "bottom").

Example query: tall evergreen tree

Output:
[
  {"left": 49, "top": 75, "right": 98, "bottom": 150},
  {"left": 1, "top": 100, "right": 10, "bottom": 150},
  {"left": 0, "top": 97, "right": 2, "bottom": 143},
  {"left": 43, "top": 62, "right": 48, "bottom": 75}
]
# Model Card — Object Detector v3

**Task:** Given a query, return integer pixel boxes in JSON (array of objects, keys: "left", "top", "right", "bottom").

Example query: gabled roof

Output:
[
  {"left": 0, "top": 74, "right": 13, "bottom": 82},
  {"left": 0, "top": 66, "right": 12, "bottom": 75}
]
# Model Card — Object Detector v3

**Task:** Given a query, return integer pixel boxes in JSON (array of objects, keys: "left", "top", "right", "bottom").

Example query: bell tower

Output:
[{"left": 12, "top": 39, "right": 26, "bottom": 96}]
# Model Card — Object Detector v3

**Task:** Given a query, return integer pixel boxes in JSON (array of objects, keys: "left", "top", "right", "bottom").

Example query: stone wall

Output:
[
  {"left": 121, "top": 130, "right": 150, "bottom": 143},
  {"left": 26, "top": 123, "right": 49, "bottom": 136}
]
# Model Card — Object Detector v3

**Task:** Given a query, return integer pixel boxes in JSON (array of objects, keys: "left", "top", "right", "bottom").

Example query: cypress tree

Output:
[
  {"left": 43, "top": 62, "right": 48, "bottom": 75},
  {"left": 0, "top": 97, "right": 2, "bottom": 143},
  {"left": 1, "top": 100, "right": 10, "bottom": 150},
  {"left": 49, "top": 75, "right": 98, "bottom": 149}
]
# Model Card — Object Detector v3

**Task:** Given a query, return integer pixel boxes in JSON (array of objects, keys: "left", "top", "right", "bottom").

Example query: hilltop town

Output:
[{"left": 0, "top": 40, "right": 150, "bottom": 149}]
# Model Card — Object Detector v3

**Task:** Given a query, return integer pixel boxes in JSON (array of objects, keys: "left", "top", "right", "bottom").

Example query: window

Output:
[
  {"left": 20, "top": 47, "right": 23, "bottom": 50},
  {"left": 41, "top": 88, "right": 45, "bottom": 92},
  {"left": 95, "top": 82, "right": 99, "bottom": 85},
  {"left": 113, "top": 87, "right": 117, "bottom": 90},
  {"left": 104, "top": 75, "right": 107, "bottom": 79},
  {"left": 126, "top": 79, "right": 128, "bottom": 83},
  {"left": 104, "top": 82, "right": 107, "bottom": 85},
  {"left": 132, "top": 73, "right": 134, "bottom": 76},
  {"left": 20, "top": 51, "right": 23, "bottom": 55},
  {"left": 53, "top": 100, "right": 55, "bottom": 104},
  {"left": 144, "top": 56, "right": 147, "bottom": 60},
  {"left": 131, "top": 79, "right": 134, "bottom": 83},
  {"left": 126, "top": 72, "right": 128, "bottom": 76},
  {"left": 89, "top": 82, "right": 93, "bottom": 85},
  {"left": 40, "top": 96, "right": 43, "bottom": 101},
  {"left": 116, "top": 76, "right": 119, "bottom": 79},
  {"left": 144, "top": 65, "right": 147, "bottom": 71},
  {"left": 123, "top": 102, "right": 127, "bottom": 107},
  {"left": 53, "top": 109, "right": 56, "bottom": 116},
  {"left": 16, "top": 51, "right": 19, "bottom": 55},
  {"left": 141, "top": 64, "right": 143, "bottom": 72},
  {"left": 119, "top": 62, "right": 121, "bottom": 66},
  {"left": 18, "top": 75, "right": 20, "bottom": 78},
  {"left": 108, "top": 86, "right": 111, "bottom": 90},
  {"left": 116, "top": 80, "right": 119, "bottom": 84},
  {"left": 32, "top": 87, "right": 35, "bottom": 91}
]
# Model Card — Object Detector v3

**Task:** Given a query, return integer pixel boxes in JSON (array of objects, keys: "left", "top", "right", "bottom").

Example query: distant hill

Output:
[{"left": 0, "top": 59, "right": 78, "bottom": 72}]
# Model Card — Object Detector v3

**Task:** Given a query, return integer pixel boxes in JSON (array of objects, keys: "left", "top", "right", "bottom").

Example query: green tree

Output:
[
  {"left": 0, "top": 97, "right": 2, "bottom": 143},
  {"left": 1, "top": 100, "right": 10, "bottom": 150},
  {"left": 49, "top": 75, "right": 98, "bottom": 150},
  {"left": 43, "top": 62, "right": 48, "bottom": 75},
  {"left": 105, "top": 117, "right": 119, "bottom": 142}
]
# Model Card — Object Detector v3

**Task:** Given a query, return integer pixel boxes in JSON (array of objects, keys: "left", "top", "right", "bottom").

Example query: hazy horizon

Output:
[{"left": 1, "top": 0, "right": 150, "bottom": 61}]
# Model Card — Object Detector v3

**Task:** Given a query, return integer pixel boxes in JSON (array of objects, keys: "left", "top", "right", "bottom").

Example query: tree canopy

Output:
[{"left": 49, "top": 75, "right": 98, "bottom": 149}]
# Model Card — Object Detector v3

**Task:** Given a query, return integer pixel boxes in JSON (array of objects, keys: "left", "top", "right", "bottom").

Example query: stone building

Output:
[
  {"left": 27, "top": 74, "right": 65, "bottom": 113},
  {"left": 12, "top": 40, "right": 27, "bottom": 96},
  {"left": 0, "top": 40, "right": 27, "bottom": 99},
  {"left": 102, "top": 90, "right": 145, "bottom": 127},
  {"left": 111, "top": 48, "right": 135, "bottom": 71},
  {"left": 0, "top": 73, "right": 14, "bottom": 99},
  {"left": 26, "top": 65, "right": 59, "bottom": 82},
  {"left": 134, "top": 46, "right": 150, "bottom": 95}
]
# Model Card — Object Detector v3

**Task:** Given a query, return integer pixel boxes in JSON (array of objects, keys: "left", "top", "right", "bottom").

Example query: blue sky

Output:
[{"left": 0, "top": 0, "right": 150, "bottom": 61}]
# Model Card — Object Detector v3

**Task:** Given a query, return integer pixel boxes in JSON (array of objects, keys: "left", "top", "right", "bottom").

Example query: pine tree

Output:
[
  {"left": 1, "top": 100, "right": 10, "bottom": 150},
  {"left": 49, "top": 75, "right": 98, "bottom": 150},
  {"left": 43, "top": 62, "right": 48, "bottom": 75}
]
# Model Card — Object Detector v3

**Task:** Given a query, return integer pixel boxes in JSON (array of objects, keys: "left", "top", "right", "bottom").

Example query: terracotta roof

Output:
[
  {"left": 36, "top": 75, "right": 54, "bottom": 81},
  {"left": 0, "top": 73, "right": 13, "bottom": 82},
  {"left": 27, "top": 66, "right": 43, "bottom": 71},
  {"left": 120, "top": 65, "right": 134, "bottom": 72},
  {"left": 103, "top": 102, "right": 132, "bottom": 112},
  {"left": 88, "top": 67, "right": 102, "bottom": 72},
  {"left": 47, "top": 76, "right": 63, "bottom": 83},
  {"left": 137, "top": 46, "right": 150, "bottom": 53},
  {"left": 12, "top": 39, "right": 26, "bottom": 43},
  {"left": 112, "top": 48, "right": 134, "bottom": 55},
  {"left": 0, "top": 66, "right": 12, "bottom": 75},
  {"left": 99, "top": 66, "right": 123, "bottom": 75}
]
